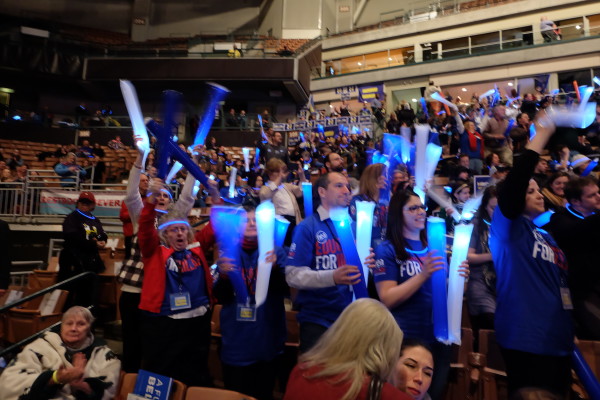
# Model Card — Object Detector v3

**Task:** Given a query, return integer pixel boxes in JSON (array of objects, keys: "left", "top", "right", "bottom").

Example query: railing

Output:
[
  {"left": 321, "top": 19, "right": 598, "bottom": 77},
  {"left": 0, "top": 272, "right": 95, "bottom": 359}
]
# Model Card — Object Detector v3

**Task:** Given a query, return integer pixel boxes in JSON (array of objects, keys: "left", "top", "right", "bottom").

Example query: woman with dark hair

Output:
[
  {"left": 374, "top": 190, "right": 468, "bottom": 399},
  {"left": 541, "top": 172, "right": 569, "bottom": 211},
  {"left": 396, "top": 339, "right": 435, "bottom": 400},
  {"left": 490, "top": 112, "right": 572, "bottom": 397},
  {"left": 466, "top": 185, "right": 498, "bottom": 349}
]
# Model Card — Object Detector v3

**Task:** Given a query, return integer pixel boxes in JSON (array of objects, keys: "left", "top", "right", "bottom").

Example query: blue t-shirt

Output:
[
  {"left": 373, "top": 239, "right": 435, "bottom": 343},
  {"left": 159, "top": 249, "right": 209, "bottom": 316},
  {"left": 286, "top": 214, "right": 352, "bottom": 328},
  {"left": 220, "top": 246, "right": 288, "bottom": 366},
  {"left": 490, "top": 205, "right": 573, "bottom": 356}
]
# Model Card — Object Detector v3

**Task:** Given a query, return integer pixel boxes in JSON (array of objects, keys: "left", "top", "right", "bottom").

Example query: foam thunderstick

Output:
[
  {"left": 146, "top": 91, "right": 212, "bottom": 187},
  {"left": 228, "top": 167, "right": 238, "bottom": 199},
  {"left": 427, "top": 188, "right": 460, "bottom": 223},
  {"left": 329, "top": 207, "right": 368, "bottom": 299},
  {"left": 547, "top": 86, "right": 596, "bottom": 129},
  {"left": 191, "top": 82, "right": 230, "bottom": 149},
  {"left": 242, "top": 148, "right": 251, "bottom": 171},
  {"left": 427, "top": 216, "right": 449, "bottom": 343},
  {"left": 302, "top": 182, "right": 313, "bottom": 217},
  {"left": 119, "top": 80, "right": 150, "bottom": 168},
  {"left": 274, "top": 215, "right": 291, "bottom": 248},
  {"left": 255, "top": 201, "right": 275, "bottom": 307},
  {"left": 447, "top": 223, "right": 474, "bottom": 344},
  {"left": 431, "top": 92, "right": 458, "bottom": 111},
  {"left": 355, "top": 200, "right": 376, "bottom": 287},
  {"left": 211, "top": 206, "right": 249, "bottom": 304},
  {"left": 257, "top": 114, "right": 269, "bottom": 143},
  {"left": 572, "top": 345, "right": 600, "bottom": 400}
]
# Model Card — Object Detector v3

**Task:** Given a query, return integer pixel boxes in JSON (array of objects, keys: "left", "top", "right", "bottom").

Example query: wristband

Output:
[{"left": 52, "top": 370, "right": 62, "bottom": 385}]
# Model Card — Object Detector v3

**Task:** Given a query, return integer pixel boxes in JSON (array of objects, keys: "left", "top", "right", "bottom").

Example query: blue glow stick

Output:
[
  {"left": 400, "top": 126, "right": 412, "bottom": 164},
  {"left": 572, "top": 345, "right": 600, "bottom": 400},
  {"left": 120, "top": 80, "right": 150, "bottom": 168},
  {"left": 414, "top": 124, "right": 430, "bottom": 195},
  {"left": 274, "top": 215, "right": 290, "bottom": 248},
  {"left": 533, "top": 210, "right": 554, "bottom": 227},
  {"left": 299, "top": 132, "right": 306, "bottom": 142},
  {"left": 156, "top": 90, "right": 181, "bottom": 180},
  {"left": 211, "top": 206, "right": 248, "bottom": 304},
  {"left": 255, "top": 201, "right": 275, "bottom": 307},
  {"left": 447, "top": 223, "right": 474, "bottom": 344},
  {"left": 529, "top": 122, "right": 537, "bottom": 141},
  {"left": 582, "top": 161, "right": 598, "bottom": 177},
  {"left": 166, "top": 161, "right": 183, "bottom": 183},
  {"left": 355, "top": 201, "right": 376, "bottom": 287},
  {"left": 257, "top": 114, "right": 269, "bottom": 143},
  {"left": 329, "top": 207, "right": 368, "bottom": 299},
  {"left": 427, "top": 216, "right": 449, "bottom": 342},
  {"left": 254, "top": 147, "right": 260, "bottom": 168},
  {"left": 551, "top": 89, "right": 560, "bottom": 95},
  {"left": 228, "top": 167, "right": 238, "bottom": 199},
  {"left": 420, "top": 97, "right": 429, "bottom": 118},
  {"left": 504, "top": 119, "right": 515, "bottom": 138},
  {"left": 594, "top": 76, "right": 600, "bottom": 87},
  {"left": 302, "top": 182, "right": 313, "bottom": 217},
  {"left": 191, "top": 82, "right": 230, "bottom": 148}
]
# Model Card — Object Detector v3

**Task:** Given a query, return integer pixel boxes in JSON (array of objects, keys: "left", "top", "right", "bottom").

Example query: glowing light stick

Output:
[
  {"left": 166, "top": 161, "right": 183, "bottom": 183},
  {"left": 191, "top": 82, "right": 230, "bottom": 148},
  {"left": 254, "top": 147, "right": 260, "bottom": 168},
  {"left": 257, "top": 114, "right": 269, "bottom": 143},
  {"left": 420, "top": 97, "right": 429, "bottom": 118},
  {"left": 329, "top": 207, "right": 368, "bottom": 299},
  {"left": 228, "top": 167, "right": 238, "bottom": 199},
  {"left": 582, "top": 160, "right": 598, "bottom": 177},
  {"left": 594, "top": 76, "right": 600, "bottom": 87},
  {"left": 274, "top": 215, "right": 290, "bottom": 248},
  {"left": 533, "top": 210, "right": 554, "bottom": 227},
  {"left": 425, "top": 143, "right": 443, "bottom": 185},
  {"left": 302, "top": 182, "right": 313, "bottom": 217},
  {"left": 427, "top": 216, "right": 449, "bottom": 343},
  {"left": 255, "top": 201, "right": 275, "bottom": 307},
  {"left": 242, "top": 147, "right": 250, "bottom": 171},
  {"left": 299, "top": 132, "right": 306, "bottom": 142},
  {"left": 461, "top": 195, "right": 483, "bottom": 221},
  {"left": 414, "top": 124, "right": 430, "bottom": 197},
  {"left": 355, "top": 201, "right": 375, "bottom": 287},
  {"left": 211, "top": 206, "right": 248, "bottom": 304},
  {"left": 547, "top": 86, "right": 596, "bottom": 129},
  {"left": 572, "top": 345, "right": 600, "bottom": 400},
  {"left": 431, "top": 92, "right": 458, "bottom": 111},
  {"left": 120, "top": 80, "right": 150, "bottom": 168},
  {"left": 478, "top": 89, "right": 495, "bottom": 102},
  {"left": 400, "top": 126, "right": 412, "bottom": 163},
  {"left": 447, "top": 223, "right": 474, "bottom": 344},
  {"left": 427, "top": 188, "right": 460, "bottom": 223},
  {"left": 146, "top": 91, "right": 216, "bottom": 187},
  {"left": 551, "top": 89, "right": 560, "bottom": 96},
  {"left": 529, "top": 122, "right": 537, "bottom": 140}
]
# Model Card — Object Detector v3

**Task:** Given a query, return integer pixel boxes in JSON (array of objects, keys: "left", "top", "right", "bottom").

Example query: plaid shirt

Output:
[{"left": 118, "top": 234, "right": 144, "bottom": 288}]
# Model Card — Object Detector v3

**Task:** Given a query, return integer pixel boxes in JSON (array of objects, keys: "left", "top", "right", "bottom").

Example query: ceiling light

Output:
[
  {"left": 508, "top": 82, "right": 514, "bottom": 86},
  {"left": 411, "top": 98, "right": 417, "bottom": 102},
  {"left": 461, "top": 88, "right": 467, "bottom": 92},
  {"left": 388, "top": 57, "right": 393, "bottom": 61},
  {"left": 576, "top": 25, "right": 581, "bottom": 29},
  {"left": 357, "top": 62, "right": 362, "bottom": 66}
]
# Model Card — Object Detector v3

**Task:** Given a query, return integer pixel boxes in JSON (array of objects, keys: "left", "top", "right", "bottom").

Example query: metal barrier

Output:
[{"left": 0, "top": 182, "right": 25, "bottom": 217}]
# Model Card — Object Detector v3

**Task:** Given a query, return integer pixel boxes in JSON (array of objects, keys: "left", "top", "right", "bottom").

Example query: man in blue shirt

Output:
[{"left": 285, "top": 172, "right": 362, "bottom": 352}]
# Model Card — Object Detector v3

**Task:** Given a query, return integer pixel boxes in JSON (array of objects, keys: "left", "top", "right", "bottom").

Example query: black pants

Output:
[
  {"left": 281, "top": 215, "right": 297, "bottom": 247},
  {"left": 428, "top": 341, "right": 452, "bottom": 400},
  {"left": 119, "top": 291, "right": 142, "bottom": 373},
  {"left": 299, "top": 322, "right": 328, "bottom": 354},
  {"left": 500, "top": 347, "right": 571, "bottom": 397},
  {"left": 470, "top": 312, "right": 495, "bottom": 352},
  {"left": 222, "top": 358, "right": 280, "bottom": 400},
  {"left": 141, "top": 311, "right": 213, "bottom": 387}
]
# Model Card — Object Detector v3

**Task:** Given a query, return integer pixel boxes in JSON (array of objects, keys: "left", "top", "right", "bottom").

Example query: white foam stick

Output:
[
  {"left": 255, "top": 201, "right": 275, "bottom": 307},
  {"left": 478, "top": 89, "right": 495, "bottom": 102},
  {"left": 400, "top": 126, "right": 412, "bottom": 163},
  {"left": 242, "top": 148, "right": 251, "bottom": 171},
  {"left": 120, "top": 80, "right": 150, "bottom": 168},
  {"left": 355, "top": 201, "right": 376, "bottom": 287},
  {"left": 547, "top": 86, "right": 596, "bottom": 129},
  {"left": 447, "top": 223, "right": 474, "bottom": 344},
  {"left": 425, "top": 143, "right": 443, "bottom": 185},
  {"left": 228, "top": 167, "right": 238, "bottom": 198},
  {"left": 594, "top": 76, "right": 600, "bottom": 87},
  {"left": 166, "top": 161, "right": 183, "bottom": 184},
  {"left": 414, "top": 124, "right": 430, "bottom": 192},
  {"left": 431, "top": 92, "right": 458, "bottom": 111},
  {"left": 460, "top": 194, "right": 483, "bottom": 221},
  {"left": 427, "top": 188, "right": 461, "bottom": 223}
]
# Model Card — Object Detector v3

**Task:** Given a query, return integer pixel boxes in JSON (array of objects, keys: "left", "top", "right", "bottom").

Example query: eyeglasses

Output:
[{"left": 404, "top": 205, "right": 427, "bottom": 213}]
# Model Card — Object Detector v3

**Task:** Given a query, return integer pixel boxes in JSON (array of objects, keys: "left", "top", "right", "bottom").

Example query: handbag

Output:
[{"left": 366, "top": 374, "right": 383, "bottom": 400}]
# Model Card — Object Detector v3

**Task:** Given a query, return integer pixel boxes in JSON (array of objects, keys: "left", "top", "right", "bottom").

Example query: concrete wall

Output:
[{"left": 258, "top": 0, "right": 284, "bottom": 38}]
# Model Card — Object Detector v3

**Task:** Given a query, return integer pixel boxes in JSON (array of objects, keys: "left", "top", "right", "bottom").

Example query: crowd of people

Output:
[{"left": 1, "top": 81, "right": 599, "bottom": 400}]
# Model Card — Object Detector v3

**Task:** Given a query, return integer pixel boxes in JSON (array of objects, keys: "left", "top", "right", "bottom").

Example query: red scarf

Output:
[{"left": 467, "top": 130, "right": 485, "bottom": 159}]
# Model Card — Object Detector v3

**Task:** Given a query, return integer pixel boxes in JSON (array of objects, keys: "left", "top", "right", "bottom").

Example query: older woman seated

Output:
[{"left": 0, "top": 306, "right": 121, "bottom": 400}]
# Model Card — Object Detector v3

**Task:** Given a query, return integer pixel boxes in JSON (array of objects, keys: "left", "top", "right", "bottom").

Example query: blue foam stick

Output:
[
  {"left": 146, "top": 119, "right": 210, "bottom": 188},
  {"left": 572, "top": 345, "right": 600, "bottom": 400},
  {"left": 420, "top": 97, "right": 429, "bottom": 118},
  {"left": 533, "top": 210, "right": 554, "bottom": 227},
  {"left": 191, "top": 82, "right": 230, "bottom": 148},
  {"left": 329, "top": 207, "right": 368, "bottom": 299},
  {"left": 211, "top": 206, "right": 249, "bottom": 304},
  {"left": 504, "top": 119, "right": 515, "bottom": 137},
  {"left": 427, "top": 217, "right": 449, "bottom": 342},
  {"left": 582, "top": 161, "right": 598, "bottom": 177},
  {"left": 274, "top": 215, "right": 290, "bottom": 248},
  {"left": 302, "top": 182, "right": 313, "bottom": 217},
  {"left": 155, "top": 90, "right": 181, "bottom": 180}
]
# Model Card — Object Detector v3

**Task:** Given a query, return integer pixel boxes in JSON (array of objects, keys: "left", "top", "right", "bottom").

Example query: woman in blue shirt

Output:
[
  {"left": 374, "top": 190, "right": 468, "bottom": 400},
  {"left": 490, "top": 111, "right": 572, "bottom": 397}
]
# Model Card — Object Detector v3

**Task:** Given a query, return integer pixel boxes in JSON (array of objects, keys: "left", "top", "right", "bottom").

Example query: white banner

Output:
[{"left": 40, "top": 190, "right": 125, "bottom": 217}]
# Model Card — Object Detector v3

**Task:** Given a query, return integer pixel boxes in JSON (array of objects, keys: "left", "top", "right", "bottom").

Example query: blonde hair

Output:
[
  {"left": 299, "top": 298, "right": 403, "bottom": 400},
  {"left": 359, "top": 163, "right": 385, "bottom": 202}
]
